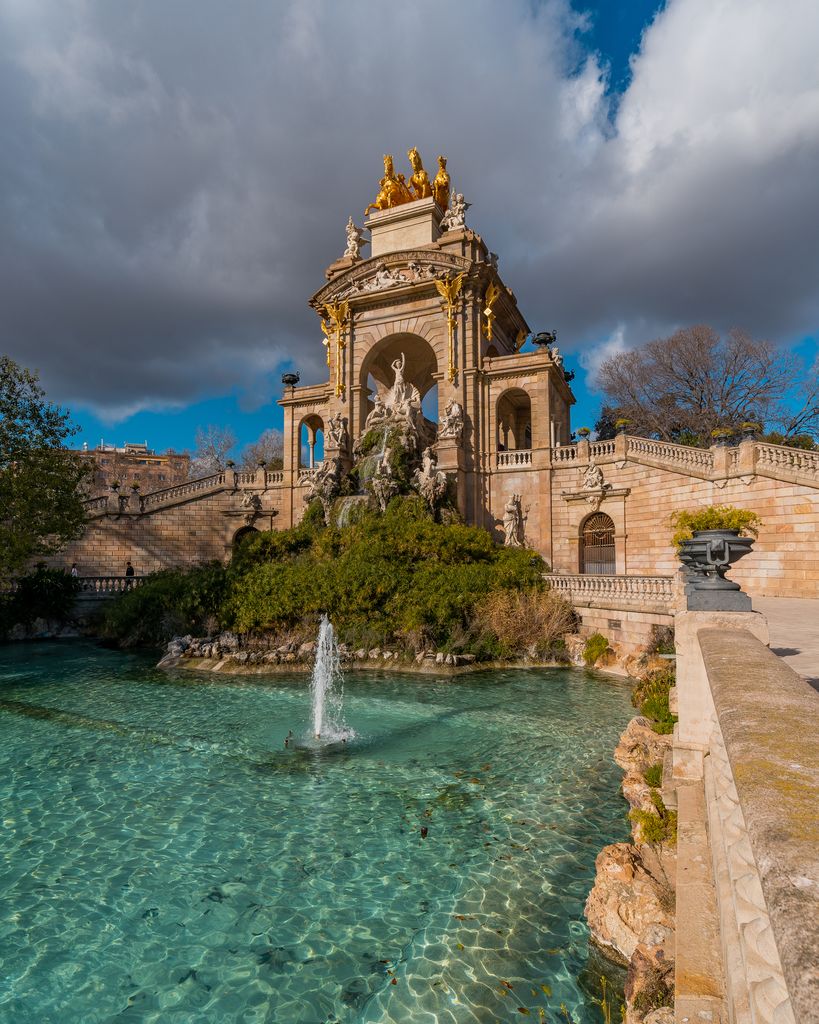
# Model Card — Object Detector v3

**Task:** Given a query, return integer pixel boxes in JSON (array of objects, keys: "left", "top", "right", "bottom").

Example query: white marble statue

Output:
[
  {"left": 414, "top": 446, "right": 447, "bottom": 510},
  {"left": 503, "top": 494, "right": 525, "bottom": 547},
  {"left": 304, "top": 458, "right": 342, "bottom": 523},
  {"left": 438, "top": 398, "right": 464, "bottom": 442},
  {"left": 440, "top": 191, "right": 470, "bottom": 232},
  {"left": 326, "top": 412, "right": 349, "bottom": 450},
  {"left": 582, "top": 459, "right": 604, "bottom": 491},
  {"left": 370, "top": 455, "right": 398, "bottom": 512},
  {"left": 343, "top": 217, "right": 367, "bottom": 259}
]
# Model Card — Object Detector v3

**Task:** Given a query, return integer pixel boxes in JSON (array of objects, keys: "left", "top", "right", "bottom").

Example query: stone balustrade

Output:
[
  {"left": 540, "top": 435, "right": 819, "bottom": 488},
  {"left": 496, "top": 449, "right": 533, "bottom": 468},
  {"left": 76, "top": 576, "right": 145, "bottom": 594},
  {"left": 137, "top": 472, "right": 226, "bottom": 511},
  {"left": 547, "top": 573, "right": 674, "bottom": 603},
  {"left": 551, "top": 445, "right": 578, "bottom": 463},
  {"left": 756, "top": 441, "right": 819, "bottom": 476}
]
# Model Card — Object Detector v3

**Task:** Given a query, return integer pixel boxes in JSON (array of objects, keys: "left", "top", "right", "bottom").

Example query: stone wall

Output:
[
  {"left": 50, "top": 473, "right": 286, "bottom": 576},
  {"left": 545, "top": 437, "right": 819, "bottom": 599}
]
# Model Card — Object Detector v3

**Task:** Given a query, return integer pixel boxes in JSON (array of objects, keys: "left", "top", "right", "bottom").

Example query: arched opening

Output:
[
  {"left": 581, "top": 512, "right": 615, "bottom": 574},
  {"left": 360, "top": 332, "right": 439, "bottom": 434},
  {"left": 299, "top": 414, "right": 324, "bottom": 470},
  {"left": 496, "top": 388, "right": 532, "bottom": 451},
  {"left": 232, "top": 525, "right": 259, "bottom": 549}
]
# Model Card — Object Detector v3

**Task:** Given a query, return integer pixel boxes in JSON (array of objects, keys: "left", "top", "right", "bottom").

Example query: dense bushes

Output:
[
  {"left": 583, "top": 632, "right": 609, "bottom": 666},
  {"left": 0, "top": 567, "right": 81, "bottom": 635},
  {"left": 103, "top": 496, "right": 573, "bottom": 656}
]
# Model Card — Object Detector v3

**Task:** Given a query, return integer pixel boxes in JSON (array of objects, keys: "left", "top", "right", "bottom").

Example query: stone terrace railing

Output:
[
  {"left": 139, "top": 472, "right": 226, "bottom": 510},
  {"left": 547, "top": 573, "right": 674, "bottom": 605},
  {"left": 497, "top": 449, "right": 533, "bottom": 468},
  {"left": 84, "top": 466, "right": 287, "bottom": 518},
  {"left": 692, "top": 628, "right": 818, "bottom": 1024},
  {"left": 545, "top": 434, "right": 819, "bottom": 488},
  {"left": 756, "top": 441, "right": 819, "bottom": 476},
  {"left": 76, "top": 576, "right": 145, "bottom": 595},
  {"left": 625, "top": 435, "right": 715, "bottom": 473}
]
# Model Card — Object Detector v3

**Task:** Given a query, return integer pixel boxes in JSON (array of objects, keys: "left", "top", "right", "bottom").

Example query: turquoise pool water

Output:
[{"left": 0, "top": 643, "right": 631, "bottom": 1023}]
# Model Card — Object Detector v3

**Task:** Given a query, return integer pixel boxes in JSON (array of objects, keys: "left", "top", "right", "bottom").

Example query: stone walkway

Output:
[{"left": 753, "top": 597, "right": 819, "bottom": 690}]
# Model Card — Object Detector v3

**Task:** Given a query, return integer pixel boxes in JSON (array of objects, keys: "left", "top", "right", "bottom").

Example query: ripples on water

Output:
[{"left": 0, "top": 642, "right": 631, "bottom": 1023}]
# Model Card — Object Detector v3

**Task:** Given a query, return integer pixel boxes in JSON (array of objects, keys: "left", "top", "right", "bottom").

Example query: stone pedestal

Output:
[
  {"left": 435, "top": 438, "right": 466, "bottom": 517},
  {"left": 366, "top": 197, "right": 444, "bottom": 257}
]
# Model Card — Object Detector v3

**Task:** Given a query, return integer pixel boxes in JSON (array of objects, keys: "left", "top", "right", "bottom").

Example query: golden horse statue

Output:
[
  {"left": 364, "top": 154, "right": 413, "bottom": 216},
  {"left": 432, "top": 155, "right": 450, "bottom": 210},
  {"left": 407, "top": 146, "right": 432, "bottom": 200}
]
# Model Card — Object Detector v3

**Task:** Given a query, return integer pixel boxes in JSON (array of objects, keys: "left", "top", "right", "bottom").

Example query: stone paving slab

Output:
[{"left": 753, "top": 597, "right": 819, "bottom": 689}]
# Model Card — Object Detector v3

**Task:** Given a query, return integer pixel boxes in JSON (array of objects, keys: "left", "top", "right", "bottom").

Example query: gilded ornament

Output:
[
  {"left": 407, "top": 147, "right": 432, "bottom": 200},
  {"left": 435, "top": 271, "right": 465, "bottom": 383},
  {"left": 364, "top": 154, "right": 413, "bottom": 216},
  {"left": 432, "top": 155, "right": 450, "bottom": 210},
  {"left": 323, "top": 301, "right": 351, "bottom": 397},
  {"left": 481, "top": 281, "right": 501, "bottom": 343}
]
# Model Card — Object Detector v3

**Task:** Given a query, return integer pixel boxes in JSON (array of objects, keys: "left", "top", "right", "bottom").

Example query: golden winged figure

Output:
[{"left": 434, "top": 271, "right": 465, "bottom": 305}]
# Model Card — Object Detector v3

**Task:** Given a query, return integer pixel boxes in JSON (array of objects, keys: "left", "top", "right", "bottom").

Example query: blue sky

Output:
[{"left": 4, "top": 0, "right": 817, "bottom": 457}]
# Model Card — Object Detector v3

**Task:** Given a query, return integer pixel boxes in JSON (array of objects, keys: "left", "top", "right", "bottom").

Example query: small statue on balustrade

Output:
[{"left": 440, "top": 191, "right": 469, "bottom": 232}]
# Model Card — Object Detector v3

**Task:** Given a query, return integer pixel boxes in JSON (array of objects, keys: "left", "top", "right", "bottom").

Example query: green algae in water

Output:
[{"left": 0, "top": 642, "right": 631, "bottom": 1023}]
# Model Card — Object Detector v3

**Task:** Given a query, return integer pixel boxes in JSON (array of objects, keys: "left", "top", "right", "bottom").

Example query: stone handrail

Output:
[
  {"left": 697, "top": 628, "right": 818, "bottom": 1024},
  {"left": 589, "top": 439, "right": 616, "bottom": 458},
  {"left": 756, "top": 441, "right": 819, "bottom": 476},
  {"left": 138, "top": 472, "right": 226, "bottom": 510},
  {"left": 547, "top": 573, "right": 674, "bottom": 602},
  {"left": 84, "top": 495, "right": 110, "bottom": 514},
  {"left": 551, "top": 445, "right": 577, "bottom": 463},
  {"left": 76, "top": 576, "right": 145, "bottom": 594},
  {"left": 625, "top": 435, "right": 715, "bottom": 472},
  {"left": 266, "top": 470, "right": 284, "bottom": 485},
  {"left": 235, "top": 471, "right": 257, "bottom": 485},
  {"left": 497, "top": 449, "right": 533, "bottom": 468}
]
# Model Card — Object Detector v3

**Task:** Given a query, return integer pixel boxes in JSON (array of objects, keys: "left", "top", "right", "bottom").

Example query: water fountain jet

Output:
[{"left": 308, "top": 614, "right": 354, "bottom": 743}]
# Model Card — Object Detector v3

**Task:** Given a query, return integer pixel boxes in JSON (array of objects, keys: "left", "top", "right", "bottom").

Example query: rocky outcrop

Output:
[
  {"left": 585, "top": 715, "right": 677, "bottom": 1023},
  {"left": 585, "top": 842, "right": 674, "bottom": 964}
]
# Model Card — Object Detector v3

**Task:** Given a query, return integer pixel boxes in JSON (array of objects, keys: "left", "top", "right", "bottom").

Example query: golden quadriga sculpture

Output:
[{"left": 365, "top": 149, "right": 450, "bottom": 215}]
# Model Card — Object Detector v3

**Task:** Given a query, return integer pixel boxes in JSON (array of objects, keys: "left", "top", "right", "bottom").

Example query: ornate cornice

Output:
[{"left": 311, "top": 249, "right": 482, "bottom": 308}]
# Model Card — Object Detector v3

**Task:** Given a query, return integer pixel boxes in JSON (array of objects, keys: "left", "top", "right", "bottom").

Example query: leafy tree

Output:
[
  {"left": 239, "top": 428, "right": 284, "bottom": 471},
  {"left": 596, "top": 325, "right": 818, "bottom": 447},
  {"left": 0, "top": 357, "right": 89, "bottom": 577},
  {"left": 189, "top": 424, "right": 236, "bottom": 477}
]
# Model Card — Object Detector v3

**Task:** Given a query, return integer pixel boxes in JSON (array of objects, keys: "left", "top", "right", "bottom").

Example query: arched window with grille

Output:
[{"left": 581, "top": 512, "right": 615, "bottom": 574}]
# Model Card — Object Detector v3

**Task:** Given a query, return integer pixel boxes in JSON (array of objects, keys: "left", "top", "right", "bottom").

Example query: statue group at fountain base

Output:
[{"left": 304, "top": 351, "right": 464, "bottom": 524}]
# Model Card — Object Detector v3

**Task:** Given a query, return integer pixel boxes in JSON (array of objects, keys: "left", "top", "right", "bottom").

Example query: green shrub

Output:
[
  {"left": 632, "top": 667, "right": 677, "bottom": 733},
  {"left": 102, "top": 562, "right": 228, "bottom": 647},
  {"left": 670, "top": 504, "right": 761, "bottom": 550},
  {"left": 102, "top": 497, "right": 551, "bottom": 653},
  {"left": 583, "top": 632, "right": 609, "bottom": 666},
  {"left": 0, "top": 567, "right": 81, "bottom": 635},
  {"left": 643, "top": 763, "right": 663, "bottom": 788},
  {"left": 629, "top": 791, "right": 677, "bottom": 844}
]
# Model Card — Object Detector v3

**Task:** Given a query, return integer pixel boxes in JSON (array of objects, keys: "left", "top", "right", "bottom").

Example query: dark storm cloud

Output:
[{"left": 1, "top": 0, "right": 817, "bottom": 419}]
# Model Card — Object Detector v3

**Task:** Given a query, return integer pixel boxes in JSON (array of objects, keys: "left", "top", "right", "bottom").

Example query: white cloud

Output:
[
  {"left": 579, "top": 325, "right": 630, "bottom": 388},
  {"left": 0, "top": 0, "right": 817, "bottom": 421}
]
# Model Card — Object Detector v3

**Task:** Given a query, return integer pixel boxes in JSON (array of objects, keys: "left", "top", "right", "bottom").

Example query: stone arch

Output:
[
  {"left": 359, "top": 332, "right": 439, "bottom": 428},
  {"left": 496, "top": 388, "right": 532, "bottom": 451},
  {"left": 580, "top": 511, "right": 616, "bottom": 574},
  {"left": 298, "top": 413, "right": 324, "bottom": 469},
  {"left": 232, "top": 525, "right": 259, "bottom": 549}
]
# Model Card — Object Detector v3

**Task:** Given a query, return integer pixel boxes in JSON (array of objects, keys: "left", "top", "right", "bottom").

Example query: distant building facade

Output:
[{"left": 78, "top": 442, "right": 190, "bottom": 498}]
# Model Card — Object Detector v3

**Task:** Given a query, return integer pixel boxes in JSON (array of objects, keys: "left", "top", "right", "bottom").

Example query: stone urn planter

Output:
[{"left": 679, "top": 529, "right": 754, "bottom": 610}]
